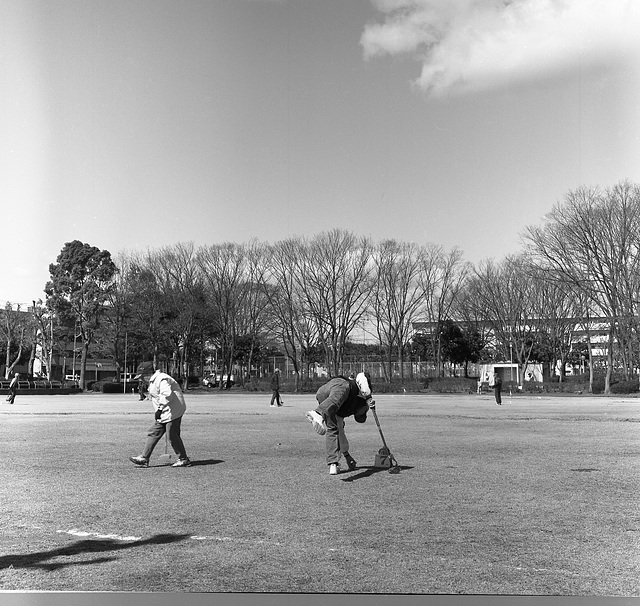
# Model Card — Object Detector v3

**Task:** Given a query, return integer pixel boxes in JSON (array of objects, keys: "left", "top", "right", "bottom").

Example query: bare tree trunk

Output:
[
  {"left": 587, "top": 334, "right": 594, "bottom": 394},
  {"left": 605, "top": 322, "right": 614, "bottom": 394},
  {"left": 80, "top": 341, "right": 90, "bottom": 390},
  {"left": 6, "top": 327, "right": 25, "bottom": 378}
]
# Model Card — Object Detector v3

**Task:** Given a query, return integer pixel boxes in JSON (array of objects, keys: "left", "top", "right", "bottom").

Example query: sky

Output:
[{"left": 1, "top": 0, "right": 639, "bottom": 307}]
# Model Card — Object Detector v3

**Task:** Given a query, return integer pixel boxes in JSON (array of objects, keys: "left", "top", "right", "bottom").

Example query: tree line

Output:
[{"left": 3, "top": 180, "right": 639, "bottom": 395}]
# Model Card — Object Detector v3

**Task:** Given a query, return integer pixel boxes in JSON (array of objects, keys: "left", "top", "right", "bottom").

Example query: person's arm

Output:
[{"left": 150, "top": 377, "right": 171, "bottom": 419}]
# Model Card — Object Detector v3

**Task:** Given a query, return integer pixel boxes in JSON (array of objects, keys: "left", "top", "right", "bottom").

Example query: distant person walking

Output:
[
  {"left": 129, "top": 361, "right": 191, "bottom": 467},
  {"left": 6, "top": 373, "right": 19, "bottom": 404},
  {"left": 493, "top": 372, "right": 502, "bottom": 405},
  {"left": 270, "top": 368, "right": 282, "bottom": 407}
]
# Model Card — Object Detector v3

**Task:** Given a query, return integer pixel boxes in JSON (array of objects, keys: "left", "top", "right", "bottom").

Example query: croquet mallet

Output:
[
  {"left": 371, "top": 406, "right": 400, "bottom": 474},
  {"left": 158, "top": 432, "right": 173, "bottom": 465}
]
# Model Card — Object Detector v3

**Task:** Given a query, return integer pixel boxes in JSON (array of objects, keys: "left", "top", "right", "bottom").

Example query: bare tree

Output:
[
  {"left": 29, "top": 299, "right": 56, "bottom": 379},
  {"left": 125, "top": 254, "right": 174, "bottom": 369},
  {"left": 418, "top": 245, "right": 469, "bottom": 376},
  {"left": 469, "top": 256, "right": 539, "bottom": 387},
  {"left": 263, "top": 238, "right": 321, "bottom": 390},
  {"left": 371, "top": 240, "right": 423, "bottom": 381},
  {"left": 235, "top": 239, "right": 272, "bottom": 385},
  {"left": 197, "top": 242, "right": 248, "bottom": 389},
  {"left": 1, "top": 302, "right": 26, "bottom": 378},
  {"left": 524, "top": 264, "right": 584, "bottom": 382},
  {"left": 524, "top": 181, "right": 640, "bottom": 393},
  {"left": 150, "top": 242, "right": 205, "bottom": 388},
  {"left": 292, "top": 230, "right": 374, "bottom": 377}
]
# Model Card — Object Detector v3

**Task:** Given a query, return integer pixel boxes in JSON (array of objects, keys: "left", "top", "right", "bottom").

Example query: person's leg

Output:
[
  {"left": 322, "top": 408, "right": 340, "bottom": 465},
  {"left": 141, "top": 420, "right": 166, "bottom": 459},
  {"left": 337, "top": 417, "right": 357, "bottom": 470},
  {"left": 167, "top": 416, "right": 188, "bottom": 460},
  {"left": 337, "top": 417, "right": 349, "bottom": 454},
  {"left": 270, "top": 390, "right": 277, "bottom": 406}
]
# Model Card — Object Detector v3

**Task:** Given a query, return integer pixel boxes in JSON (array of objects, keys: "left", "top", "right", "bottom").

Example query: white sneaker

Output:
[
  {"left": 172, "top": 458, "right": 192, "bottom": 467},
  {"left": 305, "top": 410, "right": 327, "bottom": 435},
  {"left": 329, "top": 463, "right": 340, "bottom": 475}
]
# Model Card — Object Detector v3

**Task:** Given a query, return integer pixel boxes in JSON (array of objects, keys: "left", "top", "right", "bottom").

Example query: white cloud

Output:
[{"left": 361, "top": 0, "right": 640, "bottom": 95}]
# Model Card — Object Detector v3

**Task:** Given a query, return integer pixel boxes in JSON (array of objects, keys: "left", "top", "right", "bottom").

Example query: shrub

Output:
[
  {"left": 102, "top": 382, "right": 125, "bottom": 393},
  {"left": 422, "top": 377, "right": 477, "bottom": 394},
  {"left": 610, "top": 380, "right": 640, "bottom": 394}
]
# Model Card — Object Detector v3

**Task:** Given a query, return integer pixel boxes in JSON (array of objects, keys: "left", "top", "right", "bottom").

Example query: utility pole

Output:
[
  {"left": 49, "top": 313, "right": 54, "bottom": 381},
  {"left": 124, "top": 332, "right": 128, "bottom": 391}
]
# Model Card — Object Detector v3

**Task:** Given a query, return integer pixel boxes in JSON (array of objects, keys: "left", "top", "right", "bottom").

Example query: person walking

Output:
[
  {"left": 129, "top": 361, "right": 191, "bottom": 467},
  {"left": 6, "top": 372, "right": 19, "bottom": 404},
  {"left": 306, "top": 372, "right": 374, "bottom": 475},
  {"left": 138, "top": 377, "right": 147, "bottom": 401},
  {"left": 269, "top": 368, "right": 282, "bottom": 407},
  {"left": 493, "top": 371, "right": 502, "bottom": 405}
]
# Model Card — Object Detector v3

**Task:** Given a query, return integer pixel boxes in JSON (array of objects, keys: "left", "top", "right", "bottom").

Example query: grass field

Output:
[{"left": 0, "top": 390, "right": 638, "bottom": 596}]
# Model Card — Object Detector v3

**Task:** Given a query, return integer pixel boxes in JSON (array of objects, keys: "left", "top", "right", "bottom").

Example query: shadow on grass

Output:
[
  {"left": 0, "top": 533, "right": 189, "bottom": 571},
  {"left": 190, "top": 459, "right": 224, "bottom": 467},
  {"left": 340, "top": 465, "right": 414, "bottom": 482},
  {"left": 148, "top": 459, "right": 224, "bottom": 468}
]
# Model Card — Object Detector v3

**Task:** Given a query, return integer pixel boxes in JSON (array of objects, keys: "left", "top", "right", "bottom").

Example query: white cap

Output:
[{"left": 355, "top": 372, "right": 371, "bottom": 398}]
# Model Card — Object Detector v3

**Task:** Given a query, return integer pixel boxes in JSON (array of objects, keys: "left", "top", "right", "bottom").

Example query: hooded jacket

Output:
[
  {"left": 316, "top": 377, "right": 369, "bottom": 423},
  {"left": 147, "top": 370, "right": 186, "bottom": 422}
]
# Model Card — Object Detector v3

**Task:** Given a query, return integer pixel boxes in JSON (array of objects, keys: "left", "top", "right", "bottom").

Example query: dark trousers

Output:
[
  {"left": 142, "top": 416, "right": 188, "bottom": 460},
  {"left": 7, "top": 387, "right": 16, "bottom": 404},
  {"left": 316, "top": 403, "right": 341, "bottom": 465},
  {"left": 494, "top": 389, "right": 502, "bottom": 404},
  {"left": 270, "top": 389, "right": 281, "bottom": 406}
]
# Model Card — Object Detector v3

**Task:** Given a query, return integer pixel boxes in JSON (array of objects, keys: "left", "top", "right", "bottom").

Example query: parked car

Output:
[
  {"left": 202, "top": 374, "right": 235, "bottom": 388},
  {"left": 202, "top": 375, "right": 218, "bottom": 388}
]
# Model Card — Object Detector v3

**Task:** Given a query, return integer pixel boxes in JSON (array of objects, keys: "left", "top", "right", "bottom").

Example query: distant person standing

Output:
[
  {"left": 493, "top": 372, "right": 502, "bottom": 405},
  {"left": 270, "top": 368, "right": 282, "bottom": 407},
  {"left": 6, "top": 373, "right": 19, "bottom": 404},
  {"left": 138, "top": 377, "right": 147, "bottom": 401}
]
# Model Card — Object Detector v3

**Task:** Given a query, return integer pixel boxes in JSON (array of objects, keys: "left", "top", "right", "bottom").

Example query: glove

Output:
[
  {"left": 154, "top": 408, "right": 162, "bottom": 421},
  {"left": 367, "top": 397, "right": 375, "bottom": 409}
]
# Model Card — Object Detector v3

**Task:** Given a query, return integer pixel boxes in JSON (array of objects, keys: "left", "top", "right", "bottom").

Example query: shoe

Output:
[
  {"left": 345, "top": 455, "right": 357, "bottom": 471},
  {"left": 270, "top": 404, "right": 276, "bottom": 407},
  {"left": 305, "top": 410, "right": 327, "bottom": 435},
  {"left": 172, "top": 458, "right": 192, "bottom": 467},
  {"left": 129, "top": 455, "right": 149, "bottom": 467},
  {"left": 329, "top": 463, "right": 341, "bottom": 475}
]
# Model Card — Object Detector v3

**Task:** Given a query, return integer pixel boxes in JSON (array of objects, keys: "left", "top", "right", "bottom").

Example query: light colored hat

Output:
[{"left": 355, "top": 372, "right": 372, "bottom": 398}]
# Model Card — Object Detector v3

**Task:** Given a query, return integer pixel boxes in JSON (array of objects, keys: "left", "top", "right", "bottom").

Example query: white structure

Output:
[{"left": 478, "top": 362, "right": 543, "bottom": 385}]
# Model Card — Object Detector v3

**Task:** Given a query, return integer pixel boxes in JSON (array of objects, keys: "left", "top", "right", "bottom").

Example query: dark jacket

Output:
[
  {"left": 316, "top": 377, "right": 369, "bottom": 423},
  {"left": 270, "top": 372, "right": 280, "bottom": 390}
]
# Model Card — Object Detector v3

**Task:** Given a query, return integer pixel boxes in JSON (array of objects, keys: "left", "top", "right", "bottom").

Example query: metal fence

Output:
[{"left": 256, "top": 358, "right": 482, "bottom": 381}]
